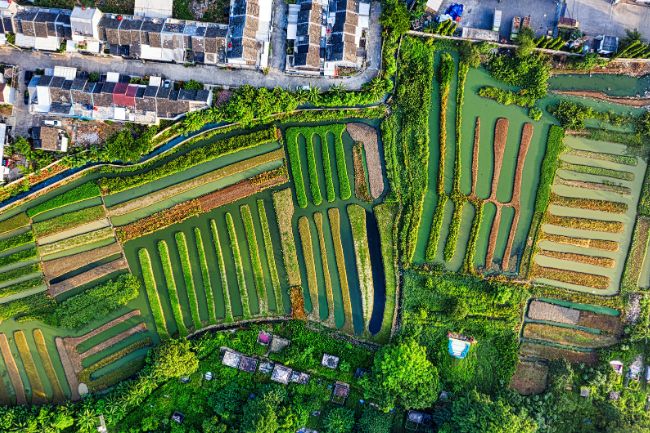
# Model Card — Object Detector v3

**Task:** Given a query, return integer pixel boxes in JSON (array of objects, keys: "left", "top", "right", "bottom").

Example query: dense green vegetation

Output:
[
  {"left": 26, "top": 182, "right": 101, "bottom": 217},
  {"left": 32, "top": 205, "right": 105, "bottom": 237}
]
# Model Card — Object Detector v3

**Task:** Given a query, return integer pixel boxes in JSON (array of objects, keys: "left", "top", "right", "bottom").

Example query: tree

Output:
[
  {"left": 380, "top": 0, "right": 410, "bottom": 36},
  {"left": 363, "top": 340, "right": 440, "bottom": 411},
  {"left": 323, "top": 408, "right": 355, "bottom": 433},
  {"left": 241, "top": 387, "right": 286, "bottom": 433},
  {"left": 516, "top": 27, "right": 537, "bottom": 58},
  {"left": 440, "top": 390, "right": 537, "bottom": 433},
  {"left": 149, "top": 339, "right": 198, "bottom": 381},
  {"left": 358, "top": 406, "right": 393, "bottom": 433},
  {"left": 183, "top": 80, "right": 204, "bottom": 91}
]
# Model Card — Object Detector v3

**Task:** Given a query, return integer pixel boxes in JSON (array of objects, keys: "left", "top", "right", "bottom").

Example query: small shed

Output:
[
  {"left": 171, "top": 411, "right": 184, "bottom": 424},
  {"left": 580, "top": 386, "right": 590, "bottom": 398},
  {"left": 259, "top": 361, "right": 274, "bottom": 375},
  {"left": 405, "top": 410, "right": 432, "bottom": 431},
  {"left": 222, "top": 349, "right": 241, "bottom": 368},
  {"left": 332, "top": 381, "right": 350, "bottom": 405},
  {"left": 258, "top": 331, "right": 272, "bottom": 346},
  {"left": 239, "top": 356, "right": 258, "bottom": 373},
  {"left": 322, "top": 354, "right": 340, "bottom": 369},
  {"left": 609, "top": 391, "right": 620, "bottom": 401},
  {"left": 291, "top": 371, "right": 310, "bottom": 384},
  {"left": 270, "top": 336, "right": 290, "bottom": 353},
  {"left": 610, "top": 360, "right": 623, "bottom": 375},
  {"left": 271, "top": 364, "right": 292, "bottom": 384}
]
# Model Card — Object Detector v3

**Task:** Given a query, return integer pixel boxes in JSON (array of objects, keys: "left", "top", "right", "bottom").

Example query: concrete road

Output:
[{"left": 565, "top": 0, "right": 650, "bottom": 40}]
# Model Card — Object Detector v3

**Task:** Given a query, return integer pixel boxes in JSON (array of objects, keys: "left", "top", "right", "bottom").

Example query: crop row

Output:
[
  {"left": 227, "top": 212, "right": 252, "bottom": 317},
  {"left": 0, "top": 231, "right": 33, "bottom": 255},
  {"left": 566, "top": 149, "right": 637, "bottom": 166},
  {"left": 0, "top": 292, "right": 56, "bottom": 322},
  {"left": 544, "top": 214, "right": 624, "bottom": 233},
  {"left": 158, "top": 240, "right": 188, "bottom": 336},
  {"left": 85, "top": 357, "right": 146, "bottom": 393},
  {"left": 519, "top": 342, "right": 596, "bottom": 364},
  {"left": 348, "top": 204, "right": 374, "bottom": 331},
  {"left": 241, "top": 205, "right": 268, "bottom": 315},
  {"left": 32, "top": 205, "right": 106, "bottom": 238},
  {"left": 0, "top": 263, "right": 41, "bottom": 285},
  {"left": 527, "top": 300, "right": 622, "bottom": 334},
  {"left": 523, "top": 323, "right": 617, "bottom": 349},
  {"left": 443, "top": 199, "right": 464, "bottom": 262},
  {"left": 555, "top": 175, "right": 631, "bottom": 196},
  {"left": 98, "top": 128, "right": 278, "bottom": 194},
  {"left": 425, "top": 194, "right": 448, "bottom": 262},
  {"left": 38, "top": 227, "right": 115, "bottom": 258},
  {"left": 305, "top": 132, "right": 323, "bottom": 205},
  {"left": 27, "top": 182, "right": 101, "bottom": 218},
  {"left": 209, "top": 220, "right": 233, "bottom": 321},
  {"left": 48, "top": 257, "right": 128, "bottom": 297},
  {"left": 0, "top": 213, "right": 30, "bottom": 236},
  {"left": 194, "top": 227, "right": 217, "bottom": 324},
  {"left": 537, "top": 249, "right": 615, "bottom": 268},
  {"left": 0, "top": 276, "right": 44, "bottom": 300},
  {"left": 531, "top": 264, "right": 610, "bottom": 290},
  {"left": 0, "top": 247, "right": 37, "bottom": 269},
  {"left": 328, "top": 208, "right": 354, "bottom": 333},
  {"left": 257, "top": 200, "right": 284, "bottom": 313},
  {"left": 559, "top": 161, "right": 634, "bottom": 181},
  {"left": 463, "top": 201, "right": 483, "bottom": 273},
  {"left": 298, "top": 216, "right": 319, "bottom": 320},
  {"left": 42, "top": 242, "right": 123, "bottom": 281},
  {"left": 33, "top": 329, "right": 65, "bottom": 402},
  {"left": 373, "top": 203, "right": 398, "bottom": 341},
  {"left": 352, "top": 143, "right": 372, "bottom": 201},
  {"left": 539, "top": 232, "right": 619, "bottom": 252},
  {"left": 550, "top": 193, "right": 628, "bottom": 214},
  {"left": 273, "top": 189, "right": 301, "bottom": 287},
  {"left": 14, "top": 331, "right": 47, "bottom": 404},
  {"left": 313, "top": 212, "right": 335, "bottom": 326},
  {"left": 175, "top": 232, "right": 202, "bottom": 329},
  {"left": 138, "top": 248, "right": 170, "bottom": 339},
  {"left": 621, "top": 217, "right": 650, "bottom": 292}
]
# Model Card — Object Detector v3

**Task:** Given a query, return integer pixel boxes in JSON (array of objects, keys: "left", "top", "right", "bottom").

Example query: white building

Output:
[
  {"left": 227, "top": 0, "right": 273, "bottom": 67},
  {"left": 0, "top": 122, "right": 9, "bottom": 180},
  {"left": 69, "top": 6, "right": 102, "bottom": 53},
  {"left": 134, "top": 0, "right": 173, "bottom": 19}
]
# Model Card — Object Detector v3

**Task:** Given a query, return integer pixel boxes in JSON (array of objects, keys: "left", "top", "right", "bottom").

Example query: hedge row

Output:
[
  {"left": 257, "top": 200, "right": 284, "bottom": 313},
  {"left": 175, "top": 231, "right": 202, "bottom": 330},
  {"left": 32, "top": 205, "right": 105, "bottom": 238},
  {"left": 27, "top": 182, "right": 100, "bottom": 217},
  {"left": 425, "top": 194, "right": 449, "bottom": 262},
  {"left": 194, "top": 227, "right": 217, "bottom": 325},
  {"left": 98, "top": 128, "right": 278, "bottom": 194},
  {"left": 226, "top": 212, "right": 251, "bottom": 318},
  {"left": 209, "top": 219, "right": 233, "bottom": 322},
  {"left": 137, "top": 248, "right": 169, "bottom": 339},
  {"left": 241, "top": 204, "right": 267, "bottom": 315},
  {"left": 158, "top": 240, "right": 188, "bottom": 337}
]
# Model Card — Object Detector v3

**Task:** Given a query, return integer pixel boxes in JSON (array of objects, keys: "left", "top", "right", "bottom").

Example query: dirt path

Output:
[
  {"left": 552, "top": 90, "right": 650, "bottom": 107},
  {"left": 489, "top": 118, "right": 509, "bottom": 201},
  {"left": 0, "top": 333, "right": 26, "bottom": 404},
  {"left": 55, "top": 337, "right": 80, "bottom": 401},
  {"left": 79, "top": 323, "right": 147, "bottom": 360},
  {"left": 37, "top": 219, "right": 111, "bottom": 246},
  {"left": 42, "top": 242, "right": 123, "bottom": 281},
  {"left": 66, "top": 310, "right": 141, "bottom": 347},
  {"left": 48, "top": 257, "right": 128, "bottom": 297},
  {"left": 485, "top": 204, "right": 502, "bottom": 270}
]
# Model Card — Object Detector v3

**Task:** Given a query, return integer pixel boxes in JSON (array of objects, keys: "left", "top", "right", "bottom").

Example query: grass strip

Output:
[
  {"left": 287, "top": 130, "right": 308, "bottom": 208},
  {"left": 531, "top": 264, "right": 610, "bottom": 290},
  {"left": 257, "top": 200, "right": 284, "bottom": 313},
  {"left": 0, "top": 263, "right": 40, "bottom": 285},
  {"left": 27, "top": 182, "right": 101, "bottom": 217},
  {"left": 0, "top": 213, "right": 30, "bottom": 236},
  {"left": 0, "top": 231, "right": 34, "bottom": 255},
  {"left": 32, "top": 206, "right": 105, "bottom": 238},
  {"left": 273, "top": 189, "right": 301, "bottom": 287},
  {"left": 320, "top": 133, "right": 336, "bottom": 202},
  {"left": 373, "top": 203, "right": 398, "bottom": 341},
  {"left": 175, "top": 232, "right": 202, "bottom": 330},
  {"left": 523, "top": 323, "right": 616, "bottom": 348},
  {"left": 158, "top": 240, "right": 188, "bottom": 337},
  {"left": 33, "top": 329, "right": 65, "bottom": 402},
  {"left": 550, "top": 193, "right": 628, "bottom": 214},
  {"left": 194, "top": 228, "right": 217, "bottom": 325},
  {"left": 0, "top": 247, "right": 37, "bottom": 269},
  {"left": 334, "top": 128, "right": 352, "bottom": 200},
  {"left": 555, "top": 175, "right": 631, "bottom": 195},
  {"left": 241, "top": 205, "right": 267, "bottom": 315},
  {"left": 540, "top": 232, "right": 619, "bottom": 252},
  {"left": 38, "top": 227, "right": 114, "bottom": 257},
  {"left": 538, "top": 249, "right": 615, "bottom": 268},
  {"left": 313, "top": 212, "right": 335, "bottom": 325},
  {"left": 348, "top": 204, "right": 374, "bottom": 331},
  {"left": 425, "top": 194, "right": 448, "bottom": 262},
  {"left": 559, "top": 161, "right": 634, "bottom": 181},
  {"left": 305, "top": 134, "right": 323, "bottom": 205},
  {"left": 14, "top": 330, "right": 47, "bottom": 404},
  {"left": 138, "top": 249, "right": 169, "bottom": 339},
  {"left": 328, "top": 208, "right": 354, "bottom": 333},
  {"left": 545, "top": 214, "right": 624, "bottom": 233},
  {"left": 566, "top": 149, "right": 637, "bottom": 166},
  {"left": 0, "top": 276, "right": 44, "bottom": 299},
  {"left": 226, "top": 212, "right": 252, "bottom": 318},
  {"left": 298, "top": 216, "right": 319, "bottom": 320},
  {"left": 210, "top": 220, "right": 233, "bottom": 321}
]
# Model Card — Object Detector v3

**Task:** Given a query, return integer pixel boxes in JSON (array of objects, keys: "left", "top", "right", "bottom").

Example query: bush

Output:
[
  {"left": 483, "top": 50, "right": 550, "bottom": 107},
  {"left": 529, "top": 107, "right": 543, "bottom": 121},
  {"left": 323, "top": 408, "right": 355, "bottom": 433}
]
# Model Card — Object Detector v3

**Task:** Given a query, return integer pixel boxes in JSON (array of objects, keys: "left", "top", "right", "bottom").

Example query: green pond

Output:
[{"left": 549, "top": 73, "right": 650, "bottom": 97}]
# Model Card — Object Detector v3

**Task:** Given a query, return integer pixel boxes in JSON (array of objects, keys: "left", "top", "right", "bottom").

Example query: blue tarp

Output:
[{"left": 445, "top": 4, "right": 464, "bottom": 20}]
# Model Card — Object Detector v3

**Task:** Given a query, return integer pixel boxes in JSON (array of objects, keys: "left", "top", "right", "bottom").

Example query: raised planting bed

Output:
[
  {"left": 622, "top": 217, "right": 650, "bottom": 291},
  {"left": 0, "top": 246, "right": 38, "bottom": 269},
  {"left": 98, "top": 128, "right": 279, "bottom": 194},
  {"left": 0, "top": 292, "right": 56, "bottom": 322},
  {"left": 298, "top": 216, "right": 319, "bottom": 320},
  {"left": 333, "top": 128, "right": 352, "bottom": 200},
  {"left": 226, "top": 212, "right": 252, "bottom": 318},
  {"left": 373, "top": 203, "right": 398, "bottom": 341},
  {"left": 0, "top": 231, "right": 34, "bottom": 255},
  {"left": 523, "top": 323, "right": 618, "bottom": 348},
  {"left": 209, "top": 220, "right": 233, "bottom": 322},
  {"left": 33, "top": 329, "right": 66, "bottom": 402},
  {"left": 78, "top": 323, "right": 147, "bottom": 360},
  {"left": 42, "top": 242, "right": 123, "bottom": 281},
  {"left": 0, "top": 263, "right": 41, "bottom": 286},
  {"left": 555, "top": 175, "right": 631, "bottom": 196},
  {"left": 559, "top": 161, "right": 634, "bottom": 181},
  {"left": 241, "top": 204, "right": 268, "bottom": 314},
  {"left": 347, "top": 123, "right": 384, "bottom": 199},
  {"left": 286, "top": 130, "right": 308, "bottom": 208},
  {"left": 257, "top": 199, "right": 284, "bottom": 313},
  {"left": 348, "top": 204, "right": 373, "bottom": 331},
  {"left": 509, "top": 361, "right": 548, "bottom": 396},
  {"left": 328, "top": 208, "right": 354, "bottom": 333},
  {"left": 0, "top": 333, "right": 26, "bottom": 404},
  {"left": 273, "top": 189, "right": 301, "bottom": 287},
  {"left": 536, "top": 250, "right": 615, "bottom": 268},
  {"left": 27, "top": 182, "right": 101, "bottom": 218},
  {"left": 117, "top": 200, "right": 201, "bottom": 243},
  {"left": 175, "top": 231, "right": 203, "bottom": 330},
  {"left": 352, "top": 143, "right": 371, "bottom": 202},
  {"left": 531, "top": 264, "right": 610, "bottom": 290},
  {"left": 565, "top": 148, "right": 637, "bottom": 166},
  {"left": 528, "top": 300, "right": 580, "bottom": 325},
  {"left": 0, "top": 213, "right": 30, "bottom": 236},
  {"left": 0, "top": 276, "right": 45, "bottom": 300},
  {"left": 14, "top": 330, "right": 47, "bottom": 404},
  {"left": 539, "top": 232, "right": 619, "bottom": 252},
  {"left": 158, "top": 240, "right": 188, "bottom": 336},
  {"left": 318, "top": 134, "right": 336, "bottom": 202},
  {"left": 489, "top": 118, "right": 509, "bottom": 200},
  {"left": 47, "top": 257, "right": 128, "bottom": 297},
  {"left": 107, "top": 149, "right": 285, "bottom": 218},
  {"left": 138, "top": 248, "right": 170, "bottom": 339},
  {"left": 194, "top": 227, "right": 217, "bottom": 325},
  {"left": 33, "top": 206, "right": 106, "bottom": 239},
  {"left": 38, "top": 227, "right": 115, "bottom": 258},
  {"left": 544, "top": 214, "right": 624, "bottom": 233},
  {"left": 314, "top": 212, "right": 335, "bottom": 326},
  {"left": 304, "top": 133, "right": 323, "bottom": 205},
  {"left": 36, "top": 219, "right": 112, "bottom": 247},
  {"left": 549, "top": 193, "right": 628, "bottom": 214}
]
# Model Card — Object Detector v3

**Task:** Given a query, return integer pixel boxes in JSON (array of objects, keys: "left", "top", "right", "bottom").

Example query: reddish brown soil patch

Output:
[
  {"left": 537, "top": 249, "right": 615, "bottom": 268},
  {"left": 352, "top": 143, "right": 372, "bottom": 201},
  {"left": 555, "top": 176, "right": 631, "bottom": 195},
  {"left": 55, "top": 337, "right": 80, "bottom": 401},
  {"left": 79, "top": 323, "right": 147, "bottom": 360},
  {"left": 42, "top": 242, "right": 123, "bottom": 281},
  {"left": 489, "top": 118, "right": 509, "bottom": 200},
  {"left": 289, "top": 286, "right": 307, "bottom": 320},
  {"left": 470, "top": 117, "right": 480, "bottom": 197},
  {"left": 347, "top": 123, "right": 385, "bottom": 199},
  {"left": 531, "top": 263, "right": 611, "bottom": 290},
  {"left": 553, "top": 90, "right": 650, "bottom": 107},
  {"left": 578, "top": 311, "right": 623, "bottom": 335},
  {"left": 199, "top": 171, "right": 287, "bottom": 213},
  {"left": 510, "top": 361, "right": 548, "bottom": 395},
  {"left": 117, "top": 200, "right": 201, "bottom": 243},
  {"left": 485, "top": 204, "right": 502, "bottom": 269},
  {"left": 539, "top": 232, "right": 619, "bottom": 252},
  {"left": 523, "top": 323, "right": 618, "bottom": 348},
  {"left": 520, "top": 342, "right": 597, "bottom": 364},
  {"left": 48, "top": 257, "right": 128, "bottom": 297},
  {"left": 0, "top": 333, "right": 26, "bottom": 404}
]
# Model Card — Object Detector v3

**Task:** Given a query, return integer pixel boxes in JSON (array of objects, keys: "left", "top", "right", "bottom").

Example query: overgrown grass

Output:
[
  {"left": 241, "top": 205, "right": 267, "bottom": 315},
  {"left": 305, "top": 136, "right": 323, "bottom": 205},
  {"left": 298, "top": 216, "right": 319, "bottom": 319},
  {"left": 328, "top": 208, "right": 354, "bottom": 333},
  {"left": 273, "top": 189, "right": 301, "bottom": 287},
  {"left": 257, "top": 200, "right": 284, "bottom": 313},
  {"left": 0, "top": 213, "right": 30, "bottom": 235},
  {"left": 27, "top": 182, "right": 101, "bottom": 217},
  {"left": 175, "top": 231, "right": 202, "bottom": 330},
  {"left": 33, "top": 329, "right": 65, "bottom": 402},
  {"left": 32, "top": 205, "right": 105, "bottom": 238},
  {"left": 286, "top": 131, "right": 308, "bottom": 208},
  {"left": 226, "top": 212, "right": 251, "bottom": 318},
  {"left": 210, "top": 220, "right": 233, "bottom": 321},
  {"left": 425, "top": 194, "right": 448, "bottom": 262},
  {"left": 14, "top": 330, "right": 47, "bottom": 404},
  {"left": 158, "top": 240, "right": 188, "bottom": 336},
  {"left": 348, "top": 204, "right": 373, "bottom": 331},
  {"left": 321, "top": 135, "right": 336, "bottom": 202},
  {"left": 373, "top": 203, "right": 398, "bottom": 341},
  {"left": 0, "top": 231, "right": 34, "bottom": 254},
  {"left": 138, "top": 248, "right": 170, "bottom": 339},
  {"left": 443, "top": 199, "right": 464, "bottom": 262},
  {"left": 194, "top": 228, "right": 217, "bottom": 325},
  {"left": 313, "top": 212, "right": 335, "bottom": 325},
  {"left": 333, "top": 129, "right": 352, "bottom": 200}
]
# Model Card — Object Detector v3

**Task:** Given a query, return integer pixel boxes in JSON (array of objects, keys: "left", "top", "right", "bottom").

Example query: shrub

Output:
[
  {"left": 27, "top": 182, "right": 100, "bottom": 217},
  {"left": 529, "top": 107, "right": 543, "bottom": 121}
]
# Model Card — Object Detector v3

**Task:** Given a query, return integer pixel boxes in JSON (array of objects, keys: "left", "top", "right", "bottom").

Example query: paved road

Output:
[
  {"left": 565, "top": 0, "right": 650, "bottom": 40},
  {"left": 270, "top": 0, "right": 288, "bottom": 71},
  {"left": 0, "top": 2, "right": 381, "bottom": 91}
]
